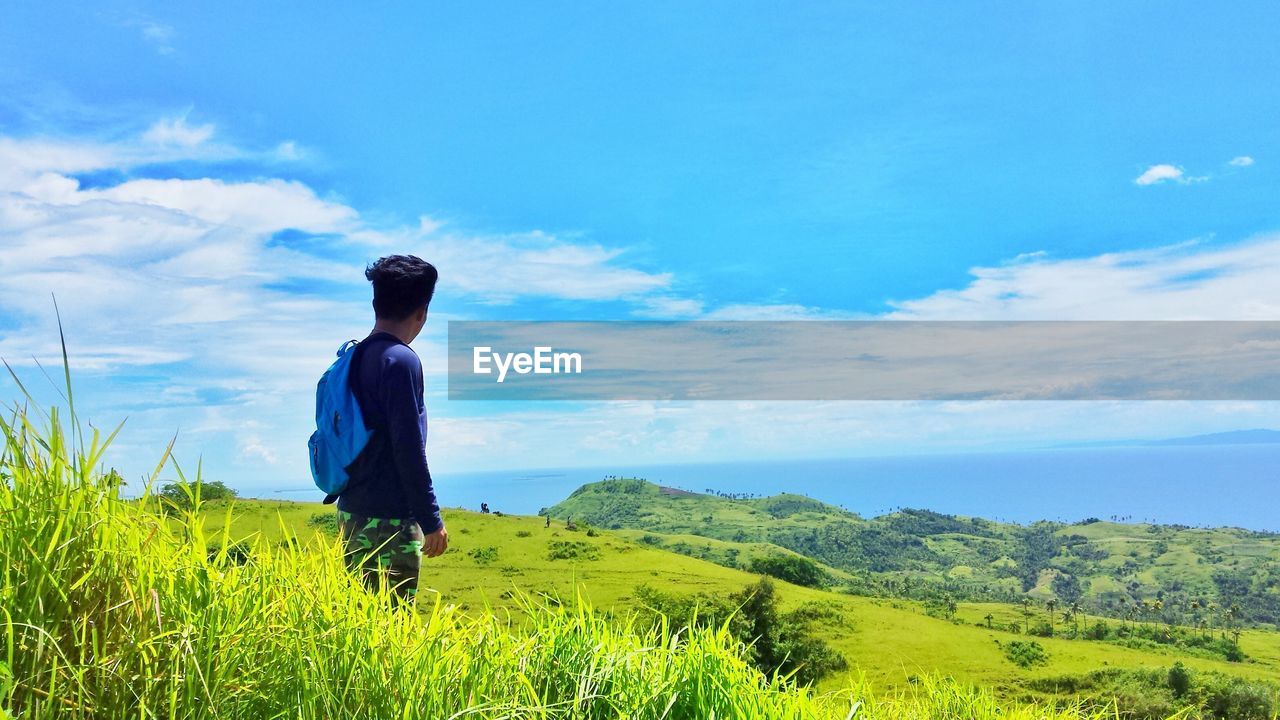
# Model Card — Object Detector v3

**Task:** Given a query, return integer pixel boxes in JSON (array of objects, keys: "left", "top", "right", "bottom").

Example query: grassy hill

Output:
[
  {"left": 9, "top": 362, "right": 1279, "bottom": 717},
  {"left": 13, "top": 393, "right": 1280, "bottom": 717},
  {"left": 547, "top": 479, "right": 1280, "bottom": 628},
  {"left": 14, "top": 399, "right": 1168, "bottom": 720},
  {"left": 190, "top": 496, "right": 1280, "bottom": 704}
]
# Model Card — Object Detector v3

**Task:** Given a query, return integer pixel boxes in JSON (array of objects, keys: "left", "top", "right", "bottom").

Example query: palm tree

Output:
[
  {"left": 1046, "top": 598, "right": 1058, "bottom": 636},
  {"left": 1142, "top": 600, "right": 1159, "bottom": 631},
  {"left": 1226, "top": 603, "right": 1241, "bottom": 637},
  {"left": 1070, "top": 601, "right": 1084, "bottom": 637},
  {"left": 1021, "top": 598, "right": 1034, "bottom": 634},
  {"left": 984, "top": 613, "right": 994, "bottom": 629}
]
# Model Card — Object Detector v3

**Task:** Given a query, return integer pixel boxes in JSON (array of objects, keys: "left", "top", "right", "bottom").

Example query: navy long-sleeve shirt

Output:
[{"left": 336, "top": 331, "right": 443, "bottom": 533}]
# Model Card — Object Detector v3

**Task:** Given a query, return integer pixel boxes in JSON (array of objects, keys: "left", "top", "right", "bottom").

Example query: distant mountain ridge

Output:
[
  {"left": 548, "top": 478, "right": 1280, "bottom": 627},
  {"left": 1056, "top": 428, "right": 1280, "bottom": 449},
  {"left": 1149, "top": 429, "right": 1280, "bottom": 446}
]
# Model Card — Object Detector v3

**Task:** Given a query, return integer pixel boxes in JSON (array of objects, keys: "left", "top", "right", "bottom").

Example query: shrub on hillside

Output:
[
  {"left": 1084, "top": 620, "right": 1109, "bottom": 640},
  {"left": 1028, "top": 621, "right": 1055, "bottom": 637},
  {"left": 923, "top": 595, "right": 958, "bottom": 620},
  {"left": 206, "top": 541, "right": 252, "bottom": 566},
  {"left": 1090, "top": 621, "right": 1246, "bottom": 662},
  {"left": 546, "top": 540, "right": 599, "bottom": 561},
  {"left": 1031, "top": 666, "right": 1277, "bottom": 720},
  {"left": 469, "top": 546, "right": 499, "bottom": 565},
  {"left": 634, "top": 578, "right": 848, "bottom": 686},
  {"left": 1004, "top": 641, "right": 1049, "bottom": 668},
  {"left": 749, "top": 553, "right": 826, "bottom": 588},
  {"left": 156, "top": 479, "right": 237, "bottom": 512},
  {"left": 307, "top": 512, "right": 339, "bottom": 535},
  {"left": 1166, "top": 662, "right": 1191, "bottom": 698}
]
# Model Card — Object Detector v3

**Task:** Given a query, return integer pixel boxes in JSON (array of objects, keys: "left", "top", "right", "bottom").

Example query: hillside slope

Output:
[
  {"left": 547, "top": 479, "right": 1280, "bottom": 626},
  {"left": 200, "top": 497, "right": 1280, "bottom": 697}
]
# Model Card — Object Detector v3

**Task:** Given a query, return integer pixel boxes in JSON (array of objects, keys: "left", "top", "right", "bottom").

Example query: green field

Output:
[
  {"left": 6, "top": 375, "right": 1280, "bottom": 717},
  {"left": 197, "top": 495, "right": 1280, "bottom": 705},
  {"left": 6, "top": 400, "right": 1154, "bottom": 720}
]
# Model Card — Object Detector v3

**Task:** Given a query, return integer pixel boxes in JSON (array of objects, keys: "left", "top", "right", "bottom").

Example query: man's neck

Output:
[{"left": 370, "top": 320, "right": 414, "bottom": 344}]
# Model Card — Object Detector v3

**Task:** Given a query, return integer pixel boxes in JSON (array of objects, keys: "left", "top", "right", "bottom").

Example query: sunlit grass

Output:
[{"left": 1, "top": 344, "right": 1122, "bottom": 719}]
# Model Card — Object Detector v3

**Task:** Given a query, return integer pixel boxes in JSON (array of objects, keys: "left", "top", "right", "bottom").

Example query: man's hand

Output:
[{"left": 423, "top": 526, "right": 448, "bottom": 558}]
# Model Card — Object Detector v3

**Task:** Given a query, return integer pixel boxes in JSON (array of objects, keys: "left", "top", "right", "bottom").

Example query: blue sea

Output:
[{"left": 416, "top": 444, "right": 1280, "bottom": 531}]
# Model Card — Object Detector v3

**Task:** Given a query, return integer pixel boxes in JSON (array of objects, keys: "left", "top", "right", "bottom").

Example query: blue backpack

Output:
[{"left": 308, "top": 340, "right": 375, "bottom": 498}]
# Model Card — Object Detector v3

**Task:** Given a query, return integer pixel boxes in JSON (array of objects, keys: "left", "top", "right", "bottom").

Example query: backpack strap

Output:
[
  {"left": 325, "top": 333, "right": 402, "bottom": 504},
  {"left": 348, "top": 332, "right": 404, "bottom": 433},
  {"left": 323, "top": 336, "right": 379, "bottom": 505}
]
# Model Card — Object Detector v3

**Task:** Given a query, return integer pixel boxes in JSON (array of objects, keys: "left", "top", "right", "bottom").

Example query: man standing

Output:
[{"left": 335, "top": 254, "right": 447, "bottom": 603}]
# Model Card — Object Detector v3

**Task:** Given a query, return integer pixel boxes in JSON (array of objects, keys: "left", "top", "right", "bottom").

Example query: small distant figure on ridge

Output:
[{"left": 480, "top": 502, "right": 490, "bottom": 514}]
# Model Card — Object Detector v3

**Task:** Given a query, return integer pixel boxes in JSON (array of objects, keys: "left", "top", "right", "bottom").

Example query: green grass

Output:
[
  {"left": 3, "top": 384, "right": 1134, "bottom": 718},
  {"left": 185, "top": 497, "right": 1280, "bottom": 701},
  {"left": 4, "top": 333, "right": 1275, "bottom": 718}
]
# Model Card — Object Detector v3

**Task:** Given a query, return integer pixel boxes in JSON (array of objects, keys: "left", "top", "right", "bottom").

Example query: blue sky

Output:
[{"left": 2, "top": 2, "right": 1280, "bottom": 494}]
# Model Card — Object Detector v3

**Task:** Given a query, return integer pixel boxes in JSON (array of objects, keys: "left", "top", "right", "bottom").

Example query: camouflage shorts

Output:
[{"left": 337, "top": 510, "right": 424, "bottom": 604}]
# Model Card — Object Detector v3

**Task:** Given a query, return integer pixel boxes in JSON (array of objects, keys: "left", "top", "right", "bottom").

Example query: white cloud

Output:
[
  {"left": 415, "top": 216, "right": 444, "bottom": 235},
  {"left": 421, "top": 398, "right": 1280, "bottom": 475},
  {"left": 119, "top": 15, "right": 176, "bottom": 55},
  {"left": 274, "top": 141, "right": 301, "bottom": 161},
  {"left": 0, "top": 127, "right": 670, "bottom": 314},
  {"left": 1133, "top": 164, "right": 1206, "bottom": 186},
  {"left": 141, "top": 22, "right": 175, "bottom": 55},
  {"left": 0, "top": 128, "right": 240, "bottom": 191},
  {"left": 91, "top": 177, "right": 357, "bottom": 233},
  {"left": 420, "top": 231, "right": 670, "bottom": 303},
  {"left": 143, "top": 117, "right": 214, "bottom": 147},
  {"left": 0, "top": 138, "right": 122, "bottom": 187},
  {"left": 702, "top": 303, "right": 860, "bottom": 321},
  {"left": 633, "top": 296, "right": 705, "bottom": 318},
  {"left": 1229, "top": 156, "right": 1255, "bottom": 167},
  {"left": 141, "top": 22, "right": 172, "bottom": 42},
  {"left": 888, "top": 235, "right": 1280, "bottom": 320},
  {"left": 630, "top": 295, "right": 866, "bottom": 321},
  {"left": 0, "top": 120, "right": 679, "bottom": 488},
  {"left": 238, "top": 435, "right": 278, "bottom": 465},
  {"left": 1135, "top": 164, "right": 1183, "bottom": 185}
]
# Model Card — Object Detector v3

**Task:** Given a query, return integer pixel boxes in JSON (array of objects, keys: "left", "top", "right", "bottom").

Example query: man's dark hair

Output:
[{"left": 365, "top": 255, "right": 439, "bottom": 320}]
